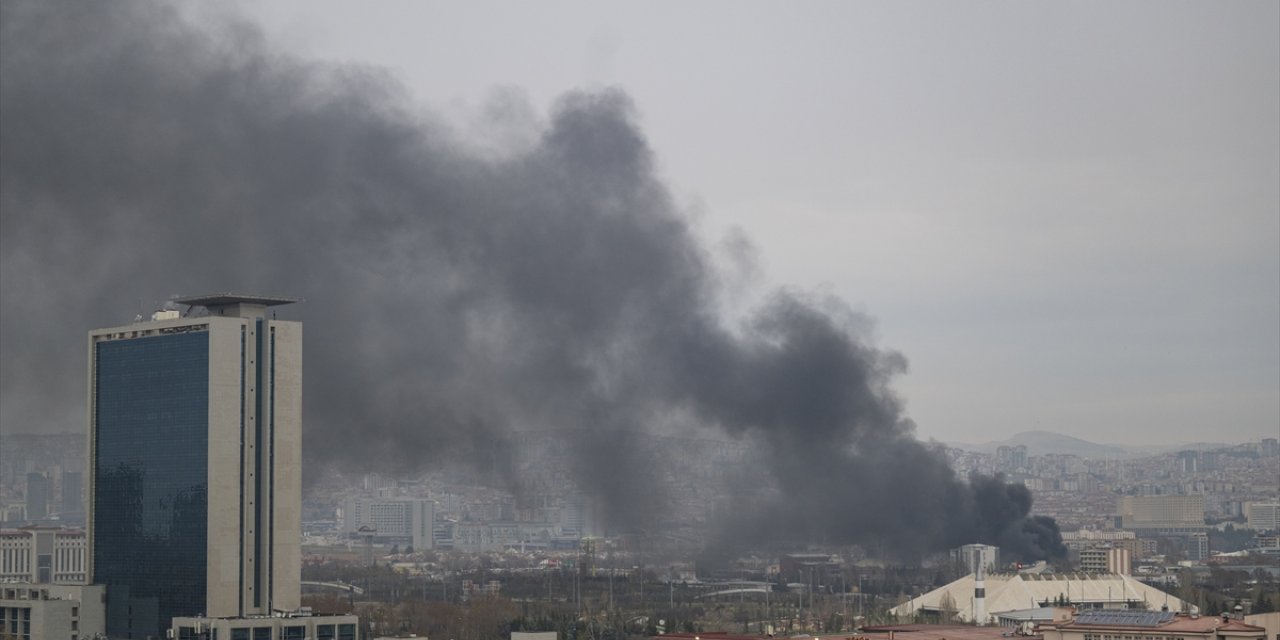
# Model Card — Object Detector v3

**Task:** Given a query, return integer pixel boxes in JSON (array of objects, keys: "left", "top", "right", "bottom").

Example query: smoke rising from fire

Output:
[{"left": 0, "top": 0, "right": 1063, "bottom": 560}]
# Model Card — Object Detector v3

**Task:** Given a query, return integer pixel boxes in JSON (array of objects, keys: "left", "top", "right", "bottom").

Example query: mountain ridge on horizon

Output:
[
  {"left": 945, "top": 429, "right": 1238, "bottom": 459},
  {"left": 0, "top": 427, "right": 1253, "bottom": 460}
]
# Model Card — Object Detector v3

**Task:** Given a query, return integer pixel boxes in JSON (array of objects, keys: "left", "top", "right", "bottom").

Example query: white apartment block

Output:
[
  {"left": 0, "top": 527, "right": 87, "bottom": 584},
  {"left": 1246, "top": 503, "right": 1279, "bottom": 532},
  {"left": 1062, "top": 529, "right": 1136, "bottom": 551},
  {"left": 1116, "top": 495, "right": 1206, "bottom": 533},
  {"left": 343, "top": 497, "right": 434, "bottom": 550},
  {"left": 451, "top": 522, "right": 562, "bottom": 553}
]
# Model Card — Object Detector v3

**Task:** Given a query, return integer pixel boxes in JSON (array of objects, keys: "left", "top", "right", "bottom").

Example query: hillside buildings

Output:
[{"left": 0, "top": 435, "right": 87, "bottom": 528}]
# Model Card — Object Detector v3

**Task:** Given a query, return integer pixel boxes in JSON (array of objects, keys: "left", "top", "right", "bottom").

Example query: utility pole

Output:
[
  {"left": 842, "top": 572, "right": 847, "bottom": 629},
  {"left": 810, "top": 567, "right": 816, "bottom": 630}
]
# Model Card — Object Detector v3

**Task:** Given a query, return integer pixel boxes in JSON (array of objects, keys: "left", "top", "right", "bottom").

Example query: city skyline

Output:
[{"left": 0, "top": 0, "right": 1276, "bottom": 460}]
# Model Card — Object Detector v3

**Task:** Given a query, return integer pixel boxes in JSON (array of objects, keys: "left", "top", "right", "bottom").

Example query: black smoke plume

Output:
[{"left": 0, "top": 0, "right": 1063, "bottom": 561}]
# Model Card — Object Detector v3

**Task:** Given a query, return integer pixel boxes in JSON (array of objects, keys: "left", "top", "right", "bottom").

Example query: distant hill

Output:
[{"left": 948, "top": 430, "right": 1148, "bottom": 459}]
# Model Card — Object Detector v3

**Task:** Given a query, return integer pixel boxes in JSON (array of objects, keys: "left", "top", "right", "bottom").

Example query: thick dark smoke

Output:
[{"left": 0, "top": 0, "right": 1063, "bottom": 561}]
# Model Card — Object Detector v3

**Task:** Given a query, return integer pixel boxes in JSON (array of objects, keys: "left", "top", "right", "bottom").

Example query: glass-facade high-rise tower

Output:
[{"left": 88, "top": 294, "right": 302, "bottom": 638}]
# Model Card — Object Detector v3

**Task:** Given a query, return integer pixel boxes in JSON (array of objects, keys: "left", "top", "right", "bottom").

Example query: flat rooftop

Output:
[{"left": 173, "top": 293, "right": 302, "bottom": 307}]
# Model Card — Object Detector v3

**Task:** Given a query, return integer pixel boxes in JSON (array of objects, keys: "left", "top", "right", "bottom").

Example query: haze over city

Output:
[
  {"left": 1, "top": 3, "right": 1278, "bottom": 638},
  {"left": 3, "top": 1, "right": 1277, "bottom": 451},
  {"left": 239, "top": 0, "right": 1280, "bottom": 448}
]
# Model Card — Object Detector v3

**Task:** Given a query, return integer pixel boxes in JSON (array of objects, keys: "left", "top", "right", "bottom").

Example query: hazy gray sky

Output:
[
  {"left": 228, "top": 1, "right": 1278, "bottom": 446},
  {"left": 1, "top": 2, "right": 1274, "bottom": 452}
]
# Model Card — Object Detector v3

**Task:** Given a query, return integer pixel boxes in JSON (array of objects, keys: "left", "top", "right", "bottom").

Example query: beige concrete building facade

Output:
[
  {"left": 0, "top": 584, "right": 106, "bottom": 640},
  {"left": 1080, "top": 548, "right": 1132, "bottom": 575},
  {"left": 88, "top": 294, "right": 302, "bottom": 636},
  {"left": 1117, "top": 495, "right": 1207, "bottom": 534},
  {"left": 0, "top": 526, "right": 87, "bottom": 584},
  {"left": 1246, "top": 503, "right": 1280, "bottom": 532}
]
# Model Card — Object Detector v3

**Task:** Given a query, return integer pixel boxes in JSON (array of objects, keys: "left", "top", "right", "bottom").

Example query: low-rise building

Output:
[
  {"left": 1042, "top": 610, "right": 1264, "bottom": 640},
  {"left": 862, "top": 623, "right": 1046, "bottom": 640},
  {"left": 0, "top": 583, "right": 106, "bottom": 640},
  {"left": 171, "top": 612, "right": 359, "bottom": 640},
  {"left": 891, "top": 573, "right": 1194, "bottom": 624},
  {"left": 1063, "top": 530, "right": 1138, "bottom": 551},
  {"left": 778, "top": 553, "right": 839, "bottom": 583},
  {"left": 0, "top": 526, "right": 87, "bottom": 584},
  {"left": 1243, "top": 612, "right": 1278, "bottom": 640}
]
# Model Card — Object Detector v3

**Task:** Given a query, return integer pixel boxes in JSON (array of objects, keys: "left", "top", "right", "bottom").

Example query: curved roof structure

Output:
[{"left": 890, "top": 573, "right": 1195, "bottom": 624}]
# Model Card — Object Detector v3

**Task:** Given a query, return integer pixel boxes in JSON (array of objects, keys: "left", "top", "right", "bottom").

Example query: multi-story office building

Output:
[
  {"left": 60, "top": 471, "right": 83, "bottom": 519},
  {"left": 1079, "top": 546, "right": 1131, "bottom": 575},
  {"left": 1246, "top": 503, "right": 1279, "bottom": 532},
  {"left": 88, "top": 294, "right": 302, "bottom": 637},
  {"left": 343, "top": 497, "right": 435, "bottom": 551},
  {"left": 1079, "top": 548, "right": 1108, "bottom": 573},
  {"left": 1061, "top": 529, "right": 1137, "bottom": 551},
  {"left": 952, "top": 543, "right": 1000, "bottom": 575},
  {"left": 1187, "top": 532, "right": 1210, "bottom": 562},
  {"left": 0, "top": 526, "right": 88, "bottom": 584},
  {"left": 1116, "top": 495, "right": 1206, "bottom": 535},
  {"left": 1262, "top": 438, "right": 1279, "bottom": 457},
  {"left": 1176, "top": 451, "right": 1199, "bottom": 474},
  {"left": 447, "top": 521, "right": 560, "bottom": 553},
  {"left": 560, "top": 493, "right": 602, "bottom": 537},
  {"left": 24, "top": 473, "right": 49, "bottom": 522},
  {"left": 996, "top": 445, "right": 1028, "bottom": 471}
]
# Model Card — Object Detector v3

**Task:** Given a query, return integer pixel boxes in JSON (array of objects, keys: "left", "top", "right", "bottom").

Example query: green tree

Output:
[{"left": 1251, "top": 591, "right": 1276, "bottom": 613}]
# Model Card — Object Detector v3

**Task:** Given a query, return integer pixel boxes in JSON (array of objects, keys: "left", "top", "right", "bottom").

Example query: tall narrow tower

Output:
[
  {"left": 973, "top": 560, "right": 987, "bottom": 626},
  {"left": 88, "top": 293, "right": 302, "bottom": 638}
]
